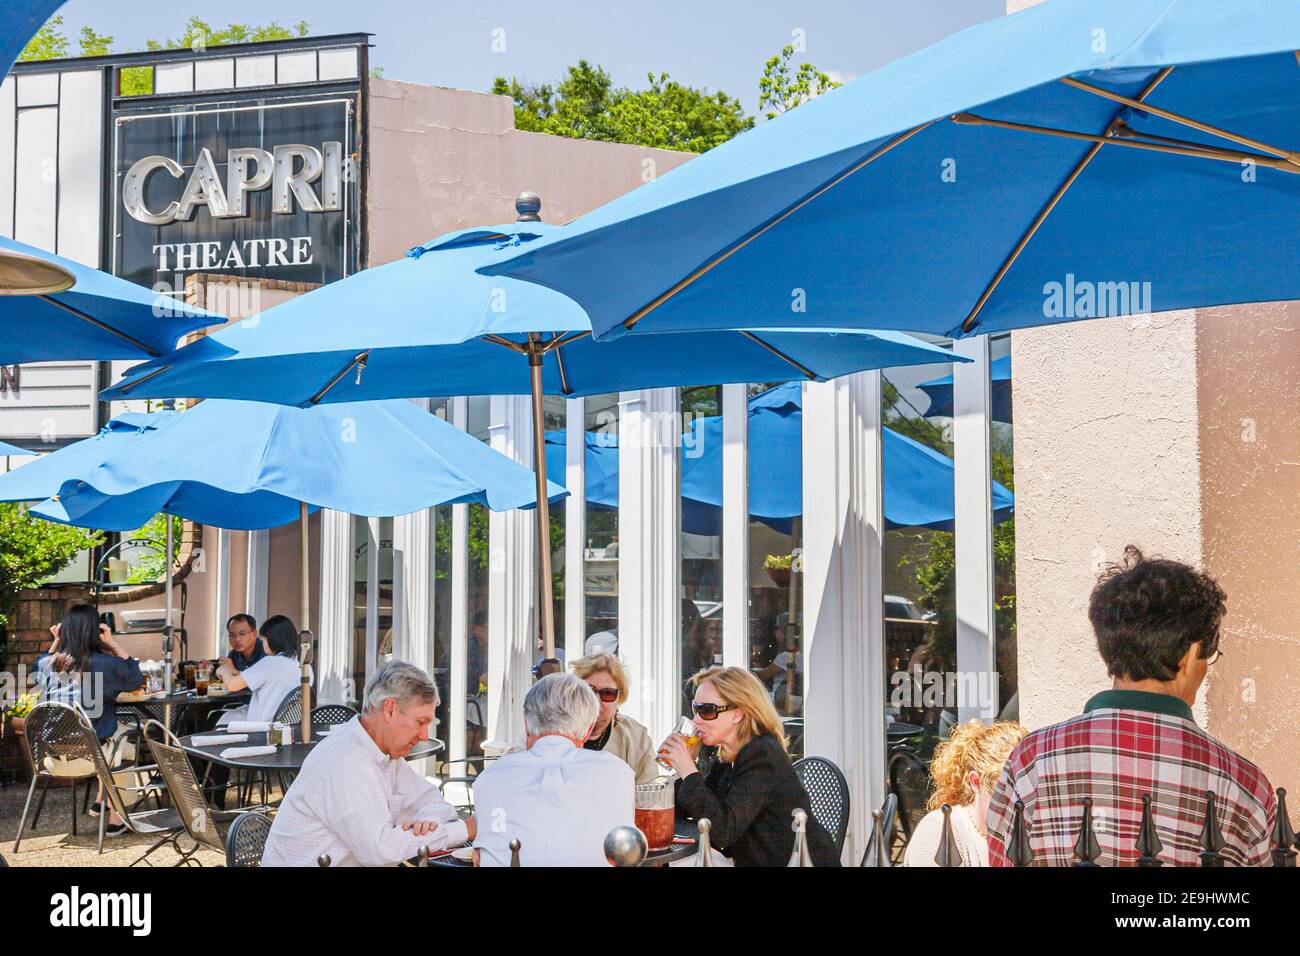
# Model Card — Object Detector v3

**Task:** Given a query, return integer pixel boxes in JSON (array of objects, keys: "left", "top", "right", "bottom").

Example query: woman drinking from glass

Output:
[{"left": 657, "top": 666, "right": 839, "bottom": 867}]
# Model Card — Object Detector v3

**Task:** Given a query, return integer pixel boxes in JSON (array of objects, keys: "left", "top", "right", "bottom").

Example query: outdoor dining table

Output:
[
  {"left": 179, "top": 726, "right": 443, "bottom": 772},
  {"left": 118, "top": 688, "right": 251, "bottom": 736},
  {"left": 641, "top": 819, "right": 700, "bottom": 866}
]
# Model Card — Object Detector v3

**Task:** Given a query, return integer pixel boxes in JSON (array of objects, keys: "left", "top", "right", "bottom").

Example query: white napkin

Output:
[
  {"left": 219, "top": 745, "right": 277, "bottom": 760},
  {"left": 225, "top": 721, "right": 271, "bottom": 733},
  {"left": 190, "top": 733, "right": 248, "bottom": 747}
]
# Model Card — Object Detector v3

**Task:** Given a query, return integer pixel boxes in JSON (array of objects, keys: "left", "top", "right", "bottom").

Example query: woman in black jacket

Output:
[
  {"left": 34, "top": 603, "right": 143, "bottom": 835},
  {"left": 658, "top": 666, "right": 839, "bottom": 866}
]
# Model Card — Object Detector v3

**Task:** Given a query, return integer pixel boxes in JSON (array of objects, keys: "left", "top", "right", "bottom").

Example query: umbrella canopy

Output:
[
  {"left": 6, "top": 400, "right": 566, "bottom": 531},
  {"left": 0, "top": 236, "right": 221, "bottom": 361},
  {"left": 481, "top": 0, "right": 1300, "bottom": 341},
  {"left": 101, "top": 217, "right": 960, "bottom": 660},
  {"left": 0, "top": 413, "right": 177, "bottom": 502},
  {"left": 0, "top": 440, "right": 32, "bottom": 457},
  {"left": 555, "top": 383, "right": 1014, "bottom": 533},
  {"left": 918, "top": 354, "right": 1013, "bottom": 422},
  {"left": 2, "top": 2, "right": 62, "bottom": 78},
  {"left": 102, "top": 224, "right": 963, "bottom": 404}
]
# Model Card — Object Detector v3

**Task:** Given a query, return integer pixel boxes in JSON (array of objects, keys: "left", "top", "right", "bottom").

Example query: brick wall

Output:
[{"left": 5, "top": 583, "right": 93, "bottom": 669}]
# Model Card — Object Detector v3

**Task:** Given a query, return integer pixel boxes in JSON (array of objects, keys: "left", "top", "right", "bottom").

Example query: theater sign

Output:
[{"left": 112, "top": 95, "right": 361, "bottom": 291}]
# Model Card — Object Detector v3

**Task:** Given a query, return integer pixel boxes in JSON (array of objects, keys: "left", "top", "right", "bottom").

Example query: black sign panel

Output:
[{"left": 112, "top": 94, "right": 360, "bottom": 291}]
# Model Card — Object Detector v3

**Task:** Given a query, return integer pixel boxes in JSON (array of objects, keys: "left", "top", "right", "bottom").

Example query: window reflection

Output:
[
  {"left": 680, "top": 385, "right": 723, "bottom": 717},
  {"left": 583, "top": 394, "right": 619, "bottom": 655}
]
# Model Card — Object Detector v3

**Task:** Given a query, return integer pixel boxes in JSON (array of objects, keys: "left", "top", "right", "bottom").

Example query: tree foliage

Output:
[
  {"left": 758, "top": 44, "right": 841, "bottom": 120},
  {"left": 493, "top": 60, "right": 752, "bottom": 153},
  {"left": 0, "top": 503, "right": 101, "bottom": 626}
]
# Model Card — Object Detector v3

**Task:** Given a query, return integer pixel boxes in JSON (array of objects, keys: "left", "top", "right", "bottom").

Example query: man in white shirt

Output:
[
  {"left": 263, "top": 661, "right": 473, "bottom": 867},
  {"left": 215, "top": 614, "right": 305, "bottom": 726},
  {"left": 473, "top": 672, "right": 633, "bottom": 866}
]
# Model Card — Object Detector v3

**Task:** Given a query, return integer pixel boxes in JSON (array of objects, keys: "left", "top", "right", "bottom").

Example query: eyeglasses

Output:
[
  {"left": 1206, "top": 647, "right": 1224, "bottom": 666},
  {"left": 587, "top": 684, "right": 620, "bottom": 703},
  {"left": 691, "top": 701, "right": 735, "bottom": 721}
]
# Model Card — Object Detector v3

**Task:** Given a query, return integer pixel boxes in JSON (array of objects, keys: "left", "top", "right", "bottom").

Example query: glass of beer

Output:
[
  {"left": 634, "top": 778, "right": 676, "bottom": 851},
  {"left": 184, "top": 662, "right": 197, "bottom": 690},
  {"left": 656, "top": 716, "right": 700, "bottom": 771}
]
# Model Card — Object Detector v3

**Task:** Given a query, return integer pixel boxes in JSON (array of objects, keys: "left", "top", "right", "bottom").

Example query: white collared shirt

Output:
[
  {"left": 262, "top": 716, "right": 467, "bottom": 867},
  {"left": 472, "top": 735, "right": 634, "bottom": 867}
]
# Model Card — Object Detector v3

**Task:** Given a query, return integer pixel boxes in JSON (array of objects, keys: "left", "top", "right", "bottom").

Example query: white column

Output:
[
  {"left": 245, "top": 530, "right": 269, "bottom": 624},
  {"left": 617, "top": 387, "right": 680, "bottom": 740},
  {"left": 721, "top": 383, "right": 749, "bottom": 667},
  {"left": 801, "top": 372, "right": 885, "bottom": 864},
  {"left": 391, "top": 398, "right": 432, "bottom": 668},
  {"left": 448, "top": 398, "right": 470, "bottom": 764},
  {"left": 316, "top": 509, "right": 354, "bottom": 705},
  {"left": 564, "top": 396, "right": 586, "bottom": 654},
  {"left": 213, "top": 528, "right": 230, "bottom": 645},
  {"left": 953, "top": 335, "right": 998, "bottom": 722},
  {"left": 484, "top": 393, "right": 536, "bottom": 755}
]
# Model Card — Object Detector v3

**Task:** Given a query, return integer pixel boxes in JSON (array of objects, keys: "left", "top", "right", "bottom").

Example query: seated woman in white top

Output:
[
  {"left": 903, "top": 719, "right": 1027, "bottom": 867},
  {"left": 215, "top": 614, "right": 305, "bottom": 725}
]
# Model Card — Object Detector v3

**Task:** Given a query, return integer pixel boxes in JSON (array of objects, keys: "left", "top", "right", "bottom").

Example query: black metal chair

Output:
[
  {"left": 791, "top": 755, "right": 850, "bottom": 857},
  {"left": 888, "top": 749, "right": 932, "bottom": 849},
  {"left": 225, "top": 811, "right": 273, "bottom": 867},
  {"left": 310, "top": 703, "right": 357, "bottom": 727},
  {"left": 272, "top": 686, "right": 303, "bottom": 724},
  {"left": 142, "top": 720, "right": 241, "bottom": 866}
]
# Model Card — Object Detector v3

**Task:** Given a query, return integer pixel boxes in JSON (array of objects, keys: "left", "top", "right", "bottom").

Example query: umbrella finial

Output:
[{"left": 516, "top": 191, "right": 542, "bottom": 222}]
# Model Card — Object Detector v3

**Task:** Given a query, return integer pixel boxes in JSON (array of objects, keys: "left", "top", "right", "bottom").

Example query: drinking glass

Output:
[
  {"left": 656, "top": 716, "right": 700, "bottom": 771},
  {"left": 635, "top": 778, "right": 676, "bottom": 850}
]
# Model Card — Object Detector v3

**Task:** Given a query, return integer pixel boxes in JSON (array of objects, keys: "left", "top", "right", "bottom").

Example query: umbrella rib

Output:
[
  {"left": 111, "top": 364, "right": 170, "bottom": 395},
  {"left": 1058, "top": 76, "right": 1300, "bottom": 167},
  {"left": 39, "top": 294, "right": 159, "bottom": 355},
  {"left": 739, "top": 330, "right": 816, "bottom": 380},
  {"left": 484, "top": 334, "right": 529, "bottom": 353},
  {"left": 552, "top": 338, "right": 574, "bottom": 396},
  {"left": 307, "top": 350, "right": 370, "bottom": 406},
  {"left": 958, "top": 67, "right": 1174, "bottom": 334},
  {"left": 622, "top": 121, "right": 934, "bottom": 332},
  {"left": 951, "top": 112, "right": 1291, "bottom": 170}
]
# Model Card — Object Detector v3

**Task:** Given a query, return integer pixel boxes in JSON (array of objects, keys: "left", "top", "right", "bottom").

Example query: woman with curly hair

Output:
[{"left": 903, "top": 719, "right": 1026, "bottom": 867}]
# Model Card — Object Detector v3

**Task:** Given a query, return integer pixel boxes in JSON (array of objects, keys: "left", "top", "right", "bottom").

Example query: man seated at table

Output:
[
  {"left": 986, "top": 546, "right": 1276, "bottom": 866},
  {"left": 214, "top": 615, "right": 304, "bottom": 727},
  {"left": 472, "top": 672, "right": 634, "bottom": 866},
  {"left": 263, "top": 661, "right": 472, "bottom": 867},
  {"left": 219, "top": 613, "right": 265, "bottom": 673}
]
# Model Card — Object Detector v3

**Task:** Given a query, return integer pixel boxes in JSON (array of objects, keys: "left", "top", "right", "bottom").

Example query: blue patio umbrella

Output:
[
  {"left": 918, "top": 354, "right": 1014, "bottom": 422},
  {"left": 0, "top": 236, "right": 222, "bottom": 360},
  {"left": 102, "top": 213, "right": 962, "bottom": 657},
  {"left": 0, "top": 440, "right": 32, "bottom": 457},
  {"left": 554, "top": 383, "right": 1014, "bottom": 534},
  {"left": 482, "top": 0, "right": 1300, "bottom": 342},
  {"left": 9, "top": 399, "right": 564, "bottom": 729},
  {"left": 2, "top": 1, "right": 62, "bottom": 78}
]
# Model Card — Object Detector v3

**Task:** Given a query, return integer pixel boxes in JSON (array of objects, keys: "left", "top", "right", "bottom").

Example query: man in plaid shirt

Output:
[{"left": 987, "top": 547, "right": 1276, "bottom": 866}]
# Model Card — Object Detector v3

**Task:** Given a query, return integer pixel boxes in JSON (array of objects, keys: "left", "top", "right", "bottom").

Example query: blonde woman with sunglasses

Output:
[
  {"left": 570, "top": 653, "right": 659, "bottom": 785},
  {"left": 657, "top": 666, "right": 840, "bottom": 867}
]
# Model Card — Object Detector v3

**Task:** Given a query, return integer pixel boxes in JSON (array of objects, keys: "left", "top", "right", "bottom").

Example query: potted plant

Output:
[
  {"left": 763, "top": 553, "right": 793, "bottom": 588},
  {"left": 2, "top": 690, "right": 39, "bottom": 782}
]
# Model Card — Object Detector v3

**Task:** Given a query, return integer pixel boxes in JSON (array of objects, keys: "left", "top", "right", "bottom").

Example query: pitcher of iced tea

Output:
[{"left": 634, "top": 777, "right": 676, "bottom": 851}]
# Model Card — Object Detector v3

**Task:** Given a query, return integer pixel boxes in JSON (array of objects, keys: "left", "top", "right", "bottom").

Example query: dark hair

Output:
[
  {"left": 1088, "top": 546, "right": 1225, "bottom": 682},
  {"left": 226, "top": 613, "right": 257, "bottom": 632},
  {"left": 260, "top": 615, "right": 301, "bottom": 658},
  {"left": 471, "top": 610, "right": 487, "bottom": 628},
  {"left": 58, "top": 604, "right": 106, "bottom": 673}
]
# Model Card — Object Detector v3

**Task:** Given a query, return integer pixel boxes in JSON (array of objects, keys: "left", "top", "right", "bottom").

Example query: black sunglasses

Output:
[
  {"left": 691, "top": 701, "right": 735, "bottom": 721},
  {"left": 586, "top": 684, "right": 620, "bottom": 703}
]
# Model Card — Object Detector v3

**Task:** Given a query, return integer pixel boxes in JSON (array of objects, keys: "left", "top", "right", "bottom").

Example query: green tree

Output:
[
  {"left": 120, "top": 514, "right": 183, "bottom": 585},
  {"left": 0, "top": 503, "right": 101, "bottom": 629},
  {"left": 493, "top": 60, "right": 752, "bottom": 153},
  {"left": 758, "top": 45, "right": 841, "bottom": 120}
]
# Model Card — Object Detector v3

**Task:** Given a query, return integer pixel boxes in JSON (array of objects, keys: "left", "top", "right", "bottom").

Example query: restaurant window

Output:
[
  {"left": 744, "top": 383, "right": 804, "bottom": 757},
  {"left": 989, "top": 335, "right": 1017, "bottom": 724},
  {"left": 349, "top": 515, "right": 394, "bottom": 705},
  {"left": 427, "top": 398, "right": 453, "bottom": 768},
  {"left": 583, "top": 393, "right": 619, "bottom": 655},
  {"left": 680, "top": 385, "right": 723, "bottom": 717}
]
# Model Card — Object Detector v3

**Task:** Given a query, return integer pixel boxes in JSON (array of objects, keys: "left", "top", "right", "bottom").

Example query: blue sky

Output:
[{"left": 52, "top": 0, "right": 1003, "bottom": 111}]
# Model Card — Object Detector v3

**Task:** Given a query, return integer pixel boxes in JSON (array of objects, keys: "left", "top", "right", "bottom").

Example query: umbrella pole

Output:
[
  {"left": 299, "top": 501, "right": 312, "bottom": 744},
  {"left": 163, "top": 516, "right": 174, "bottom": 731},
  {"left": 529, "top": 352, "right": 557, "bottom": 661}
]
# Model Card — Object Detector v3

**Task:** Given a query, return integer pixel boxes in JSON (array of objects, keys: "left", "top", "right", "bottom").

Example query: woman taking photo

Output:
[
  {"left": 902, "top": 719, "right": 1027, "bottom": 867},
  {"left": 34, "top": 603, "right": 144, "bottom": 835},
  {"left": 657, "top": 666, "right": 839, "bottom": 867}
]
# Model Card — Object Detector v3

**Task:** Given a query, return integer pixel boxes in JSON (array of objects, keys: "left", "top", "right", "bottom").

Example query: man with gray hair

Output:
[
  {"left": 264, "top": 661, "right": 474, "bottom": 866},
  {"left": 472, "top": 672, "right": 634, "bottom": 866}
]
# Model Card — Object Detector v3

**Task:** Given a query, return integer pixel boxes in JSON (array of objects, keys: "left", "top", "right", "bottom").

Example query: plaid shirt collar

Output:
[{"left": 1083, "top": 688, "right": 1194, "bottom": 723}]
